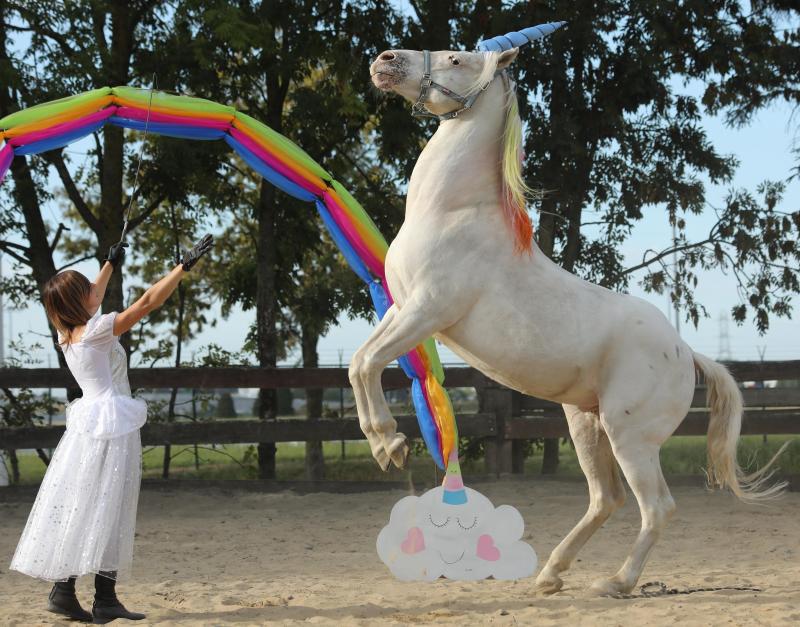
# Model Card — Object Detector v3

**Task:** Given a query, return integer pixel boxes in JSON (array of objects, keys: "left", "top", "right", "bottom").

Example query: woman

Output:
[{"left": 10, "top": 234, "right": 213, "bottom": 623}]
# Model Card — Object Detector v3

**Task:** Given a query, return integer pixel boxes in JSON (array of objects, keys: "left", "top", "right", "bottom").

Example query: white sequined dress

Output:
[{"left": 10, "top": 311, "right": 147, "bottom": 581}]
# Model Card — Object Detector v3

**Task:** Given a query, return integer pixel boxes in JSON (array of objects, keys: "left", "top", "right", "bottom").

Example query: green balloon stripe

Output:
[
  {"left": 111, "top": 86, "right": 236, "bottom": 118},
  {"left": 233, "top": 112, "right": 331, "bottom": 181},
  {"left": 422, "top": 337, "right": 445, "bottom": 384},
  {"left": 0, "top": 87, "right": 113, "bottom": 130}
]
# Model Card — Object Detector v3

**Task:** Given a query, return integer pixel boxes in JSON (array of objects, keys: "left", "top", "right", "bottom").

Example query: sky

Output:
[{"left": 1, "top": 16, "right": 798, "bottom": 367}]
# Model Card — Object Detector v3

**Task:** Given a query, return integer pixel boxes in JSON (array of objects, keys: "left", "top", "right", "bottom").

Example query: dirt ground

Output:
[{"left": 2, "top": 478, "right": 798, "bottom": 626}]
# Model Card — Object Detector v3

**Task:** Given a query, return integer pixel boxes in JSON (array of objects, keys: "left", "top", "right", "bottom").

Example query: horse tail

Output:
[{"left": 693, "top": 351, "right": 787, "bottom": 502}]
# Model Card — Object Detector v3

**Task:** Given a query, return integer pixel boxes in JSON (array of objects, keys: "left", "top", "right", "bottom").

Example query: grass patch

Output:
[{"left": 8, "top": 435, "right": 799, "bottom": 485}]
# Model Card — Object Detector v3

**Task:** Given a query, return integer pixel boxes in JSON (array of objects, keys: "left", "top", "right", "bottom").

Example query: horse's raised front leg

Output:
[
  {"left": 535, "top": 405, "right": 626, "bottom": 595},
  {"left": 349, "top": 298, "right": 451, "bottom": 469},
  {"left": 349, "top": 305, "right": 399, "bottom": 470}
]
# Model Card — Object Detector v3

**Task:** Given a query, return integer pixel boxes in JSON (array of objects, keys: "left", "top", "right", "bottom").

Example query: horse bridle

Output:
[{"left": 411, "top": 50, "right": 505, "bottom": 122}]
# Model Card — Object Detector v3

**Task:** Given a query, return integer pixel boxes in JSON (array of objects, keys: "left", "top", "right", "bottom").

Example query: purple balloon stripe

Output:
[
  {"left": 321, "top": 190, "right": 384, "bottom": 276},
  {"left": 228, "top": 127, "right": 325, "bottom": 197},
  {"left": 8, "top": 107, "right": 117, "bottom": 147},
  {"left": 115, "top": 106, "right": 233, "bottom": 131},
  {"left": 0, "top": 143, "right": 13, "bottom": 184}
]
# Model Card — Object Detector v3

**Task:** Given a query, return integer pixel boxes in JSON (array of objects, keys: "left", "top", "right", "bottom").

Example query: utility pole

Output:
[{"left": 717, "top": 312, "right": 732, "bottom": 362}]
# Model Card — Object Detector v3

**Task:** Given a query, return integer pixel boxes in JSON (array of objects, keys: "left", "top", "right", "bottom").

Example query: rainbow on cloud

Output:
[{"left": 0, "top": 86, "right": 457, "bottom": 470}]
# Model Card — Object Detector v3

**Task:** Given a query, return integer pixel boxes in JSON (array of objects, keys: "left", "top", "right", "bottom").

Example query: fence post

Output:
[{"left": 478, "top": 384, "right": 519, "bottom": 476}]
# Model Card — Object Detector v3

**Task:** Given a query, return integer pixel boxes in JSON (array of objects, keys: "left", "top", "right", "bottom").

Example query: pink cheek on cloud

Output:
[
  {"left": 477, "top": 534, "right": 500, "bottom": 561},
  {"left": 400, "top": 527, "right": 426, "bottom": 554}
]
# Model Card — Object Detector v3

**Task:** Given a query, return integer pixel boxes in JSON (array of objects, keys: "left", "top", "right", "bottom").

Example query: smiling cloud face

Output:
[{"left": 376, "top": 486, "right": 537, "bottom": 581}]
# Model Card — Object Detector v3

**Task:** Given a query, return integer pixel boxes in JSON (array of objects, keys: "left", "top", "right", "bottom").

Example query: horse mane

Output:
[{"left": 473, "top": 52, "right": 536, "bottom": 254}]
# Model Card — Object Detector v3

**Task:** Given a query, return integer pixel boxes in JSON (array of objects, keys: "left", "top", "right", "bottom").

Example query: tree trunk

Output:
[
  {"left": 0, "top": 22, "right": 75, "bottom": 394},
  {"left": 8, "top": 448, "right": 19, "bottom": 484},
  {"left": 256, "top": 180, "right": 278, "bottom": 479},
  {"left": 536, "top": 196, "right": 560, "bottom": 474},
  {"left": 97, "top": 1, "right": 134, "bottom": 316},
  {"left": 302, "top": 323, "right": 324, "bottom": 480}
]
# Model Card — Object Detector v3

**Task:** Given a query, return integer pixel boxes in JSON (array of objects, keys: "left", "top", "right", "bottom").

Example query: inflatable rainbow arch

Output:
[{"left": 0, "top": 86, "right": 456, "bottom": 469}]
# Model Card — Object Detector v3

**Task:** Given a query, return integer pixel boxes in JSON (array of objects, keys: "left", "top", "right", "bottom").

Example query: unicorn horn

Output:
[
  {"left": 476, "top": 21, "right": 566, "bottom": 52},
  {"left": 441, "top": 448, "right": 467, "bottom": 505}
]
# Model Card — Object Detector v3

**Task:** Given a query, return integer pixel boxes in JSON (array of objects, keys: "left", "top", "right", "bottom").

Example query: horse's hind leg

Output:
[
  {"left": 535, "top": 405, "right": 626, "bottom": 595},
  {"left": 590, "top": 418, "right": 676, "bottom": 596}
]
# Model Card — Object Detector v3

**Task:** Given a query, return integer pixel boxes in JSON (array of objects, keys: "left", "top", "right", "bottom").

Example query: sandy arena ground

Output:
[{"left": 1, "top": 478, "right": 798, "bottom": 626}]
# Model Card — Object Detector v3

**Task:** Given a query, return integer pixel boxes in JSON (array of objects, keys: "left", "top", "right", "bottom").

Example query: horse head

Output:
[
  {"left": 369, "top": 22, "right": 565, "bottom": 121},
  {"left": 370, "top": 48, "right": 518, "bottom": 120}
]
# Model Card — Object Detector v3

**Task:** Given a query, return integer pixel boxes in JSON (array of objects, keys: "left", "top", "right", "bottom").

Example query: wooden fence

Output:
[{"left": 1, "top": 360, "right": 798, "bottom": 476}]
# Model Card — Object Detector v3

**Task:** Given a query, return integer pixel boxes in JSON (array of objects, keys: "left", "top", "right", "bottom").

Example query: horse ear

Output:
[{"left": 496, "top": 47, "right": 519, "bottom": 69}]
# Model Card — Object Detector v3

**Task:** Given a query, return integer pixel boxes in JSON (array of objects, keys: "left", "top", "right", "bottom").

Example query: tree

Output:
[
  {"left": 0, "top": 4, "right": 70, "bottom": 371},
  {"left": 127, "top": 197, "right": 214, "bottom": 478},
  {"left": 169, "top": 0, "right": 406, "bottom": 478},
  {"left": 5, "top": 0, "right": 179, "bottom": 315}
]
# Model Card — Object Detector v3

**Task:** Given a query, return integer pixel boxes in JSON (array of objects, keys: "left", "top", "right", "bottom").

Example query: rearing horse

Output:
[{"left": 353, "top": 42, "right": 784, "bottom": 595}]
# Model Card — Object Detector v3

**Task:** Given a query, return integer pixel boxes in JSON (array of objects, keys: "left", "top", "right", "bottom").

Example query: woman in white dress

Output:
[{"left": 10, "top": 234, "right": 213, "bottom": 623}]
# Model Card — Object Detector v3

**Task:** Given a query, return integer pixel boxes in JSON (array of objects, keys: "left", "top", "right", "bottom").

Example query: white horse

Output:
[{"left": 354, "top": 46, "right": 784, "bottom": 595}]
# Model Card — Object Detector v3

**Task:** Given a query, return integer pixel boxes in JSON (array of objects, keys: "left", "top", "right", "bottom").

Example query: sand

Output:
[{"left": 1, "top": 478, "right": 798, "bottom": 626}]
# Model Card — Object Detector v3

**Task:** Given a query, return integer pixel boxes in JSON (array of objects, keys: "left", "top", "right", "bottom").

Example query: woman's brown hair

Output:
[{"left": 42, "top": 270, "right": 92, "bottom": 346}]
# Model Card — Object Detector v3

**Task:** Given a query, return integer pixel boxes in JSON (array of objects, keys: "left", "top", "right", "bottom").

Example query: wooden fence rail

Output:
[{"left": 1, "top": 362, "right": 798, "bottom": 476}]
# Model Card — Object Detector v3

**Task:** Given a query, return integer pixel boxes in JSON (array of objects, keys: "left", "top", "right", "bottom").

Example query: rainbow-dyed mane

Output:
[{"left": 0, "top": 86, "right": 457, "bottom": 470}]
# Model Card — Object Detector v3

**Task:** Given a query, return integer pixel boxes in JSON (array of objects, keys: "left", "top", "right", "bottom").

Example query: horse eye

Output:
[{"left": 450, "top": 57, "right": 460, "bottom": 66}]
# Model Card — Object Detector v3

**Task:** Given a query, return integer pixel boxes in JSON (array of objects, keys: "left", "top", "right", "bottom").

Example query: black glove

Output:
[
  {"left": 104, "top": 241, "right": 128, "bottom": 269},
  {"left": 178, "top": 234, "right": 214, "bottom": 271}
]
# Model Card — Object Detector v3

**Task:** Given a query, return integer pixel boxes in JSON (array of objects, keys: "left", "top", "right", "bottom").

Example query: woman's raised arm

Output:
[{"left": 113, "top": 234, "right": 213, "bottom": 337}]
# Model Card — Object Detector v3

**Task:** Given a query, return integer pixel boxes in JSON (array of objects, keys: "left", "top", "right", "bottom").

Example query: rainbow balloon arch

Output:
[{"left": 0, "top": 86, "right": 456, "bottom": 470}]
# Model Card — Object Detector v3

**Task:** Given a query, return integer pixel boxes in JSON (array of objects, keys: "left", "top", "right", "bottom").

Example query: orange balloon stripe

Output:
[
  {"left": 425, "top": 373, "right": 456, "bottom": 463},
  {"left": 324, "top": 188, "right": 387, "bottom": 264},
  {"left": 231, "top": 119, "right": 328, "bottom": 194},
  {"left": 1, "top": 97, "right": 115, "bottom": 138}
]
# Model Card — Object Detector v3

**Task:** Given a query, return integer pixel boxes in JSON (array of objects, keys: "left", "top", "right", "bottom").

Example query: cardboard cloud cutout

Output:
[{"left": 377, "top": 453, "right": 537, "bottom": 581}]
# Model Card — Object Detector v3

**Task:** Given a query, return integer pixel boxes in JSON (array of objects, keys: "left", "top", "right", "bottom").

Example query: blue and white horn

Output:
[{"left": 476, "top": 21, "right": 566, "bottom": 52}]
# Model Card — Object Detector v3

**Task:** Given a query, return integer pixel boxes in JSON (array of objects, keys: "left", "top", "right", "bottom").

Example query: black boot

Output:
[
  {"left": 92, "top": 571, "right": 146, "bottom": 624},
  {"left": 47, "top": 576, "right": 93, "bottom": 622}
]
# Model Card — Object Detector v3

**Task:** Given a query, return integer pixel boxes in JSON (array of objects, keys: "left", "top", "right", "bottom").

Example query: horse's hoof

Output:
[
  {"left": 372, "top": 444, "right": 391, "bottom": 471},
  {"left": 387, "top": 435, "right": 410, "bottom": 469},
  {"left": 534, "top": 574, "right": 563, "bottom": 596},
  {"left": 589, "top": 577, "right": 631, "bottom": 597}
]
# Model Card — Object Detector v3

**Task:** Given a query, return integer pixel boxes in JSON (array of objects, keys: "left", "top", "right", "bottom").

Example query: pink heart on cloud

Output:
[
  {"left": 400, "top": 526, "right": 426, "bottom": 554},
  {"left": 477, "top": 534, "right": 501, "bottom": 561}
]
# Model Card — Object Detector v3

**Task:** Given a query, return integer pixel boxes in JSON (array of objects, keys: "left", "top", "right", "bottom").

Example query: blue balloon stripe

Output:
[
  {"left": 14, "top": 119, "right": 109, "bottom": 156},
  {"left": 316, "top": 199, "right": 373, "bottom": 283},
  {"left": 412, "top": 378, "right": 444, "bottom": 469},
  {"left": 396, "top": 355, "right": 418, "bottom": 380},
  {"left": 108, "top": 117, "right": 226, "bottom": 140},
  {"left": 225, "top": 134, "right": 317, "bottom": 202},
  {"left": 368, "top": 280, "right": 391, "bottom": 319}
]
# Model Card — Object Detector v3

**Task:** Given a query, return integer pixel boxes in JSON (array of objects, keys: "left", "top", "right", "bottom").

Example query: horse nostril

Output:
[{"left": 379, "top": 51, "right": 396, "bottom": 61}]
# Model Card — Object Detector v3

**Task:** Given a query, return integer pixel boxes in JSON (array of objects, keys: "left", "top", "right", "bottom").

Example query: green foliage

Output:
[{"left": 0, "top": 338, "right": 60, "bottom": 429}]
